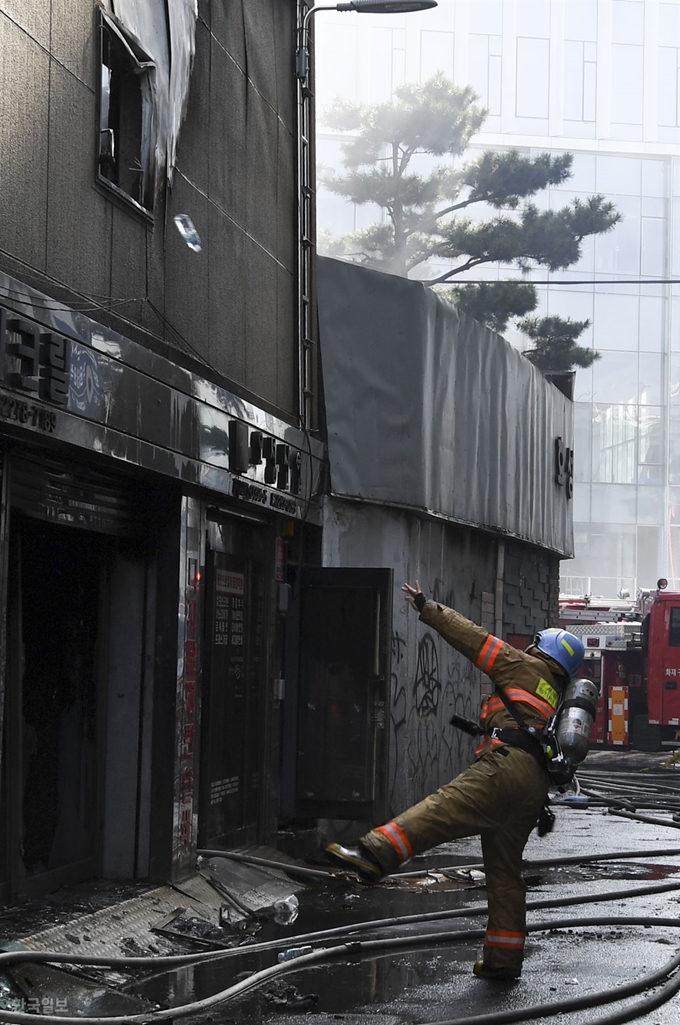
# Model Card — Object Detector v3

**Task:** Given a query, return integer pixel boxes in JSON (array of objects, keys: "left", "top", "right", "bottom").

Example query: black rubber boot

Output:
[
  {"left": 325, "top": 842, "right": 384, "bottom": 881},
  {"left": 473, "top": 960, "right": 521, "bottom": 981}
]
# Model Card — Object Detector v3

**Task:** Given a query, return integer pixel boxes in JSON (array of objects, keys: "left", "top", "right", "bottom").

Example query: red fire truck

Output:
[{"left": 558, "top": 580, "right": 680, "bottom": 751}]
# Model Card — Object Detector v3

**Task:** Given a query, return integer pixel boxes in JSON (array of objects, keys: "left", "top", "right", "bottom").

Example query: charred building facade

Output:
[{"left": 0, "top": 0, "right": 325, "bottom": 903}]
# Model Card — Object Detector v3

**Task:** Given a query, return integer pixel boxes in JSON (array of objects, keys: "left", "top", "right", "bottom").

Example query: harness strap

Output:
[{"left": 492, "top": 727, "right": 547, "bottom": 770}]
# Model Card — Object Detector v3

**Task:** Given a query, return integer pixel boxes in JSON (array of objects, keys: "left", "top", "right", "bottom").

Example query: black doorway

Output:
[
  {"left": 199, "top": 520, "right": 268, "bottom": 848},
  {"left": 2, "top": 516, "right": 103, "bottom": 898}
]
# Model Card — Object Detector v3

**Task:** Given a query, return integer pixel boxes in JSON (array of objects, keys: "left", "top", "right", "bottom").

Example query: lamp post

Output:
[
  {"left": 295, "top": 0, "right": 437, "bottom": 428},
  {"left": 296, "top": 0, "right": 439, "bottom": 79}
]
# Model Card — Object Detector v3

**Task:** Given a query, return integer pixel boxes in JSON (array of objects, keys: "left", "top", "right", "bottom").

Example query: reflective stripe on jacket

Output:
[{"left": 419, "top": 600, "right": 564, "bottom": 752}]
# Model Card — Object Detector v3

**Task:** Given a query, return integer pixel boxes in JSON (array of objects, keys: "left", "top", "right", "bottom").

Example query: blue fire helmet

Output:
[{"left": 534, "top": 628, "right": 584, "bottom": 678}]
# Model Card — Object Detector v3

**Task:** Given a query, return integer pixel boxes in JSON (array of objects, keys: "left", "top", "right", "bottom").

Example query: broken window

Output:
[{"left": 98, "top": 14, "right": 156, "bottom": 213}]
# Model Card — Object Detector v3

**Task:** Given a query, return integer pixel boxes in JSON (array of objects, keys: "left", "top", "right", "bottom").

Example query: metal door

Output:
[
  {"left": 199, "top": 524, "right": 268, "bottom": 847},
  {"left": 296, "top": 568, "right": 392, "bottom": 822}
]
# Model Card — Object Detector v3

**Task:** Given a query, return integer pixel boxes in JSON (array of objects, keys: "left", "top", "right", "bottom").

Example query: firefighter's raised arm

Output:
[
  {"left": 402, "top": 581, "right": 504, "bottom": 669},
  {"left": 401, "top": 582, "right": 583, "bottom": 690}
]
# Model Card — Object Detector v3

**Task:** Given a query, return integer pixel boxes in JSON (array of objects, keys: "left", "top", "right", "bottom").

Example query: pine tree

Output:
[
  {"left": 320, "top": 74, "right": 620, "bottom": 372},
  {"left": 519, "top": 316, "right": 600, "bottom": 372}
]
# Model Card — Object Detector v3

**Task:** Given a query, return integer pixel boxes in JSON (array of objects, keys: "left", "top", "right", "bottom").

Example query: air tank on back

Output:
[{"left": 554, "top": 676, "right": 601, "bottom": 768}]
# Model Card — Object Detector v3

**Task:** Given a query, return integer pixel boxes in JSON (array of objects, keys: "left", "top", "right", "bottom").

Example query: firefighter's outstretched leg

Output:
[
  {"left": 327, "top": 747, "right": 520, "bottom": 880},
  {"left": 325, "top": 842, "right": 384, "bottom": 880}
]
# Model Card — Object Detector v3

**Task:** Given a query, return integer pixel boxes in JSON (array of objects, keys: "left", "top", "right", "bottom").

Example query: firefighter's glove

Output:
[{"left": 414, "top": 592, "right": 427, "bottom": 612}]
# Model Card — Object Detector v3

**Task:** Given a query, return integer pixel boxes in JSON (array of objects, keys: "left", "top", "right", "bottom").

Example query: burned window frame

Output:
[{"left": 97, "top": 11, "right": 156, "bottom": 216}]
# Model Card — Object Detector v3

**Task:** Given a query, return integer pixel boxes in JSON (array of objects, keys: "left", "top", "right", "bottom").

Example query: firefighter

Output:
[{"left": 326, "top": 581, "right": 585, "bottom": 981}]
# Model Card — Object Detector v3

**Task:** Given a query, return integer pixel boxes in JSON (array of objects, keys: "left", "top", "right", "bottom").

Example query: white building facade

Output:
[{"left": 316, "top": 0, "right": 680, "bottom": 598}]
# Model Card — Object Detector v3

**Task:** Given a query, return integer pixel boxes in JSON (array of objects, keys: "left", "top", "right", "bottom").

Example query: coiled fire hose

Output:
[
  {"left": 2, "top": 885, "right": 680, "bottom": 1023},
  {"left": 3, "top": 794, "right": 680, "bottom": 1025}
]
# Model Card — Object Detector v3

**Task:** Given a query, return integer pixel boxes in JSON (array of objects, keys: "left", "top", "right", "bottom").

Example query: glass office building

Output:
[{"left": 315, "top": 0, "right": 680, "bottom": 597}]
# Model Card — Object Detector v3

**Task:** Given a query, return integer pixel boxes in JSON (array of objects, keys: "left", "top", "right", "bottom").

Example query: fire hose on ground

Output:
[
  {"left": 3, "top": 873, "right": 680, "bottom": 1024},
  {"left": 4, "top": 770, "right": 680, "bottom": 1025}
]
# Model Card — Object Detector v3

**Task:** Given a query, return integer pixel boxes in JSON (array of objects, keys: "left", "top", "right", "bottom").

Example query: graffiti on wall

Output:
[
  {"left": 388, "top": 626, "right": 478, "bottom": 815},
  {"left": 414, "top": 634, "right": 440, "bottom": 716}
]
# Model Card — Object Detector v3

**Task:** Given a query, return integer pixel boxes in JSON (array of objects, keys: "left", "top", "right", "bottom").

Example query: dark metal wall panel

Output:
[
  {"left": 176, "top": 18, "right": 212, "bottom": 199},
  {"left": 2, "top": 0, "right": 50, "bottom": 43},
  {"left": 142, "top": 191, "right": 167, "bottom": 340},
  {"left": 277, "top": 120, "right": 297, "bottom": 269},
  {"left": 0, "top": 15, "right": 49, "bottom": 271},
  {"left": 169, "top": 0, "right": 297, "bottom": 416},
  {"left": 245, "top": 242, "right": 283, "bottom": 401},
  {"left": 298, "top": 585, "right": 377, "bottom": 802},
  {"left": 50, "top": 0, "right": 94, "bottom": 85},
  {"left": 210, "top": 0, "right": 246, "bottom": 72},
  {"left": 110, "top": 205, "right": 148, "bottom": 316},
  {"left": 276, "top": 265, "right": 296, "bottom": 414},
  {"left": 246, "top": 92, "right": 280, "bottom": 261},
  {"left": 46, "top": 65, "right": 112, "bottom": 299},
  {"left": 164, "top": 176, "right": 211, "bottom": 361},
  {"left": 273, "top": 2, "right": 296, "bottom": 134},
  {"left": 207, "top": 210, "right": 247, "bottom": 382},
  {"left": 208, "top": 38, "right": 248, "bottom": 217},
  {"left": 243, "top": 0, "right": 278, "bottom": 113}
]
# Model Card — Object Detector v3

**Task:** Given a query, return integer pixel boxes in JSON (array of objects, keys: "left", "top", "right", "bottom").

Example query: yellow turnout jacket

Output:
[{"left": 419, "top": 600, "right": 565, "bottom": 756}]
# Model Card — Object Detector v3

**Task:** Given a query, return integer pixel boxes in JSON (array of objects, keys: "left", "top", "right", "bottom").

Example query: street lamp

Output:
[
  {"left": 294, "top": 0, "right": 437, "bottom": 426},
  {"left": 296, "top": 0, "right": 438, "bottom": 79}
]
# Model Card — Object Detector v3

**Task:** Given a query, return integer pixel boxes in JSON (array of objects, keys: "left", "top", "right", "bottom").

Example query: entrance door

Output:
[
  {"left": 295, "top": 568, "right": 393, "bottom": 823},
  {"left": 199, "top": 520, "right": 268, "bottom": 847},
  {"left": 3, "top": 516, "right": 103, "bottom": 899}
]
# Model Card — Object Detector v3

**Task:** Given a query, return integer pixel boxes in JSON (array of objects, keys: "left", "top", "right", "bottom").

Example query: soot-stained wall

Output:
[
  {"left": 322, "top": 498, "right": 561, "bottom": 816},
  {"left": 0, "top": 0, "right": 297, "bottom": 419}
]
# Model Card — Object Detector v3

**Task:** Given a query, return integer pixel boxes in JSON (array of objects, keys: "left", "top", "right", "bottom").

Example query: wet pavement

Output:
[
  {"left": 129, "top": 799, "right": 680, "bottom": 1024},
  {"left": 4, "top": 754, "right": 680, "bottom": 1023}
]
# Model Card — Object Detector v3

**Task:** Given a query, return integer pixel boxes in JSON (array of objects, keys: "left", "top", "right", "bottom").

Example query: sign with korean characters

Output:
[
  {"left": 0, "top": 308, "right": 70, "bottom": 425},
  {"left": 214, "top": 568, "right": 246, "bottom": 653},
  {"left": 555, "top": 436, "right": 574, "bottom": 499}
]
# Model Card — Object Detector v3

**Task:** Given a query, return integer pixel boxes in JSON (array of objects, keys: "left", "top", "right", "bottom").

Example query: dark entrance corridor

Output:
[{"left": 2, "top": 517, "right": 104, "bottom": 898}]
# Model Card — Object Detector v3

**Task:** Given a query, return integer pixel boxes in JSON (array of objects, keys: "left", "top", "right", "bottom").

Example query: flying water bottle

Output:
[{"left": 174, "top": 214, "right": 202, "bottom": 252}]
